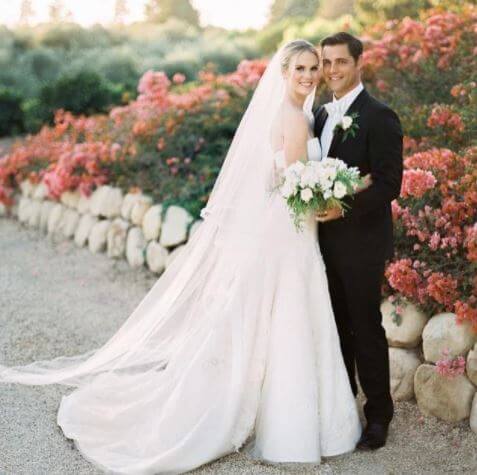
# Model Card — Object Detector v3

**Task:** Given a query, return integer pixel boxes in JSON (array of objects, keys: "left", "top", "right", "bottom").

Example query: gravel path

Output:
[{"left": 0, "top": 217, "right": 476, "bottom": 474}]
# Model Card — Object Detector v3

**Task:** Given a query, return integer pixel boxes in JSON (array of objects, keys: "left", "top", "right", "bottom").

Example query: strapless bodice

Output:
[{"left": 273, "top": 137, "right": 322, "bottom": 171}]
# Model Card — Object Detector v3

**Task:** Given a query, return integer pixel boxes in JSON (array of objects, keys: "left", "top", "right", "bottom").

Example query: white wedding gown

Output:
[{"left": 51, "top": 137, "right": 360, "bottom": 474}]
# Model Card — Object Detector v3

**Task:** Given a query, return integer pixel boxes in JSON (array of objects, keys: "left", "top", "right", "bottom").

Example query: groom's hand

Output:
[{"left": 315, "top": 206, "right": 343, "bottom": 222}]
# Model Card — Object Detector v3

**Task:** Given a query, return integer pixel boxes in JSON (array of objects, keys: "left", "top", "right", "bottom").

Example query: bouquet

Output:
[{"left": 279, "top": 157, "right": 364, "bottom": 230}]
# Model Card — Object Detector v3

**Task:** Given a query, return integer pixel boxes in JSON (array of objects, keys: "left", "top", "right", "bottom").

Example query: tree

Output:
[
  {"left": 355, "top": 0, "right": 432, "bottom": 25},
  {"left": 19, "top": 0, "right": 35, "bottom": 26},
  {"left": 269, "top": 0, "right": 321, "bottom": 24},
  {"left": 48, "top": 0, "right": 73, "bottom": 23},
  {"left": 113, "top": 0, "right": 129, "bottom": 25},
  {"left": 144, "top": 0, "right": 199, "bottom": 26},
  {"left": 317, "top": 0, "right": 355, "bottom": 20}
]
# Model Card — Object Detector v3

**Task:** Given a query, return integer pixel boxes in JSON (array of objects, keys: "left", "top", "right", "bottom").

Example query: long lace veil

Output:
[{"left": 0, "top": 43, "right": 316, "bottom": 387}]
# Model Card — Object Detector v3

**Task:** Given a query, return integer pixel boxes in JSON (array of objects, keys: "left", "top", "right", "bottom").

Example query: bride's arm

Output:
[{"left": 282, "top": 110, "right": 309, "bottom": 167}]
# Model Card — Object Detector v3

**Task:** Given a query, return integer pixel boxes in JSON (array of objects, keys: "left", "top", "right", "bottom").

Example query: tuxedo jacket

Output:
[{"left": 313, "top": 89, "right": 403, "bottom": 268}]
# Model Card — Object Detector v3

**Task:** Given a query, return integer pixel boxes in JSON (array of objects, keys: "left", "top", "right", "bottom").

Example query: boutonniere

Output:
[{"left": 333, "top": 112, "right": 360, "bottom": 142}]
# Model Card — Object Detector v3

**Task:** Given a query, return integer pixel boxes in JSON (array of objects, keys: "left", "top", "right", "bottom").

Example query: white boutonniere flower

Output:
[{"left": 333, "top": 112, "right": 360, "bottom": 142}]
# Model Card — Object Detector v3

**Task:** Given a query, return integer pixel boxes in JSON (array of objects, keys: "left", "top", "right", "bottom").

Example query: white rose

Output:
[
  {"left": 281, "top": 182, "right": 295, "bottom": 199},
  {"left": 300, "top": 188, "right": 313, "bottom": 203},
  {"left": 341, "top": 115, "right": 353, "bottom": 130},
  {"left": 323, "top": 189, "right": 332, "bottom": 200},
  {"left": 333, "top": 181, "right": 347, "bottom": 199}
]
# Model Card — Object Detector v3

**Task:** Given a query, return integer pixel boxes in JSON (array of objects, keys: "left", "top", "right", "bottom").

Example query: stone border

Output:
[{"left": 1, "top": 180, "right": 202, "bottom": 276}]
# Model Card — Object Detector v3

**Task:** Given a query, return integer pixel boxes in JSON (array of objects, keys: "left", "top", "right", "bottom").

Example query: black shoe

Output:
[{"left": 356, "top": 422, "right": 389, "bottom": 451}]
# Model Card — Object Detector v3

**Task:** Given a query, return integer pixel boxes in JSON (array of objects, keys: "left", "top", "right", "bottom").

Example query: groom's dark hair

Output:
[{"left": 320, "top": 32, "right": 363, "bottom": 62}]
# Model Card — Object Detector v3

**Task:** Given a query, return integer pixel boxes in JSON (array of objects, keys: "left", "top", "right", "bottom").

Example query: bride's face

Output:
[{"left": 284, "top": 51, "right": 320, "bottom": 98}]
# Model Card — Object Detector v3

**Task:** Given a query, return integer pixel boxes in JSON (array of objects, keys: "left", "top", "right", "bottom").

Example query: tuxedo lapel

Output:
[
  {"left": 329, "top": 89, "right": 369, "bottom": 157},
  {"left": 313, "top": 106, "right": 328, "bottom": 143}
]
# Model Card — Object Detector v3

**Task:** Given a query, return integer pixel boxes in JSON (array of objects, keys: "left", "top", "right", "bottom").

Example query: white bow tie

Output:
[{"left": 324, "top": 101, "right": 346, "bottom": 118}]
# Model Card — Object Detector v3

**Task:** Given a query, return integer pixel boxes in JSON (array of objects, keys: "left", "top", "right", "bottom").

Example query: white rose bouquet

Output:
[{"left": 279, "top": 157, "right": 364, "bottom": 230}]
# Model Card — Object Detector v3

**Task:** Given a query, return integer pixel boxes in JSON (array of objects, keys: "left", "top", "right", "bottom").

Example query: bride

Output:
[{"left": 0, "top": 40, "right": 364, "bottom": 474}]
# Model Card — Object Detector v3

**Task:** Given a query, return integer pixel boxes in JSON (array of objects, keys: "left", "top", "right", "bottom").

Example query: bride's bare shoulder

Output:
[{"left": 271, "top": 104, "right": 308, "bottom": 141}]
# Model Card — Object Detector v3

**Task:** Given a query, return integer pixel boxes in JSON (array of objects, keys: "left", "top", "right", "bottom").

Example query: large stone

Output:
[
  {"left": 160, "top": 206, "right": 194, "bottom": 248},
  {"left": 60, "top": 189, "right": 80, "bottom": 209},
  {"left": 470, "top": 394, "right": 477, "bottom": 434},
  {"left": 414, "top": 364, "right": 475, "bottom": 422},
  {"left": 467, "top": 343, "right": 477, "bottom": 386},
  {"left": 47, "top": 203, "right": 65, "bottom": 235},
  {"left": 381, "top": 299, "right": 428, "bottom": 348},
  {"left": 18, "top": 196, "right": 32, "bottom": 224},
  {"left": 27, "top": 200, "right": 42, "bottom": 228},
  {"left": 74, "top": 213, "right": 98, "bottom": 247},
  {"left": 77, "top": 193, "right": 91, "bottom": 214},
  {"left": 389, "top": 347, "right": 421, "bottom": 401},
  {"left": 89, "top": 185, "right": 123, "bottom": 218},
  {"left": 61, "top": 208, "right": 80, "bottom": 238},
  {"left": 422, "top": 313, "right": 476, "bottom": 363},
  {"left": 130, "top": 196, "right": 153, "bottom": 226},
  {"left": 142, "top": 204, "right": 163, "bottom": 241},
  {"left": 121, "top": 192, "right": 145, "bottom": 220},
  {"left": 165, "top": 244, "right": 185, "bottom": 268},
  {"left": 107, "top": 218, "right": 130, "bottom": 259},
  {"left": 32, "top": 182, "right": 48, "bottom": 201},
  {"left": 146, "top": 241, "right": 169, "bottom": 274},
  {"left": 126, "top": 227, "right": 146, "bottom": 267},
  {"left": 39, "top": 201, "right": 55, "bottom": 233},
  {"left": 88, "top": 220, "right": 111, "bottom": 253}
]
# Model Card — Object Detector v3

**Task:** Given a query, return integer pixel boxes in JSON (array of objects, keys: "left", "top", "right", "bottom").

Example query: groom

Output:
[{"left": 314, "top": 32, "right": 403, "bottom": 450}]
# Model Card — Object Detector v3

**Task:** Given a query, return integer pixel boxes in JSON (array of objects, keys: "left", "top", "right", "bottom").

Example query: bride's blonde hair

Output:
[{"left": 280, "top": 39, "right": 319, "bottom": 72}]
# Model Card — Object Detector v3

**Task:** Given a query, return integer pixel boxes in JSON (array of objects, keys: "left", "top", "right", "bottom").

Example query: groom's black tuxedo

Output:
[{"left": 314, "top": 88, "right": 403, "bottom": 425}]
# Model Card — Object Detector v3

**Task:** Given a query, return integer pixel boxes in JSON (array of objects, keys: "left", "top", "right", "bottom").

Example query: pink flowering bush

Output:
[{"left": 435, "top": 348, "right": 466, "bottom": 378}]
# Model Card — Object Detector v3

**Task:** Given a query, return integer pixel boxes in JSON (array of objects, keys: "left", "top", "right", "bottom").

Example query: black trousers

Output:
[{"left": 323, "top": 255, "right": 394, "bottom": 425}]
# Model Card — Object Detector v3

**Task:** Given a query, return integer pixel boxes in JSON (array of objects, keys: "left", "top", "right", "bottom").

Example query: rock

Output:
[
  {"left": 32, "top": 182, "right": 48, "bottom": 201},
  {"left": 146, "top": 241, "right": 169, "bottom": 274},
  {"left": 422, "top": 313, "right": 476, "bottom": 363},
  {"left": 165, "top": 245, "right": 185, "bottom": 268},
  {"left": 188, "top": 220, "right": 203, "bottom": 238},
  {"left": 142, "top": 204, "right": 163, "bottom": 241},
  {"left": 88, "top": 220, "right": 111, "bottom": 253},
  {"left": 39, "top": 201, "right": 55, "bottom": 233},
  {"left": 74, "top": 214, "right": 98, "bottom": 247},
  {"left": 60, "top": 190, "right": 80, "bottom": 209},
  {"left": 89, "top": 185, "right": 123, "bottom": 218},
  {"left": 27, "top": 200, "right": 42, "bottom": 228},
  {"left": 159, "top": 206, "right": 194, "bottom": 248},
  {"left": 77, "top": 193, "right": 91, "bottom": 214},
  {"left": 107, "top": 218, "right": 130, "bottom": 259},
  {"left": 381, "top": 299, "right": 428, "bottom": 348},
  {"left": 18, "top": 196, "right": 32, "bottom": 224},
  {"left": 471, "top": 394, "right": 477, "bottom": 434},
  {"left": 130, "top": 196, "right": 153, "bottom": 226},
  {"left": 61, "top": 208, "right": 80, "bottom": 238},
  {"left": 389, "top": 347, "right": 421, "bottom": 401},
  {"left": 47, "top": 203, "right": 65, "bottom": 235},
  {"left": 467, "top": 343, "right": 477, "bottom": 386},
  {"left": 19, "top": 179, "right": 34, "bottom": 197},
  {"left": 126, "top": 227, "right": 146, "bottom": 267},
  {"left": 414, "top": 364, "right": 475, "bottom": 422},
  {"left": 121, "top": 192, "right": 145, "bottom": 220}
]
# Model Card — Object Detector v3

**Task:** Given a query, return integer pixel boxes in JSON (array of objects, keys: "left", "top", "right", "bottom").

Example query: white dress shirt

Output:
[{"left": 320, "top": 82, "right": 364, "bottom": 158}]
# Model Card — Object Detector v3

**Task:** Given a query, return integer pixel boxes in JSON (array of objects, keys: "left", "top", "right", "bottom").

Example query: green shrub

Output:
[{"left": 0, "top": 87, "right": 24, "bottom": 136}]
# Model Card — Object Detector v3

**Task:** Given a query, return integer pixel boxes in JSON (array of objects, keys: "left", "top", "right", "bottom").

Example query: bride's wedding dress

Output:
[{"left": 0, "top": 47, "right": 361, "bottom": 474}]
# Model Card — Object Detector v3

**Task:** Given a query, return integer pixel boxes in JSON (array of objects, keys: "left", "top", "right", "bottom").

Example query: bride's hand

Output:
[{"left": 355, "top": 173, "right": 372, "bottom": 193}]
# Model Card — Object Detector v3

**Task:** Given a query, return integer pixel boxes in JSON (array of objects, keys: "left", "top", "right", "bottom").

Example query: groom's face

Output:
[{"left": 321, "top": 44, "right": 362, "bottom": 99}]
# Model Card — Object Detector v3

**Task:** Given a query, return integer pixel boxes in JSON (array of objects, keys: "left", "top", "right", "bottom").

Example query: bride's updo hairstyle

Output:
[{"left": 280, "top": 39, "right": 319, "bottom": 73}]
